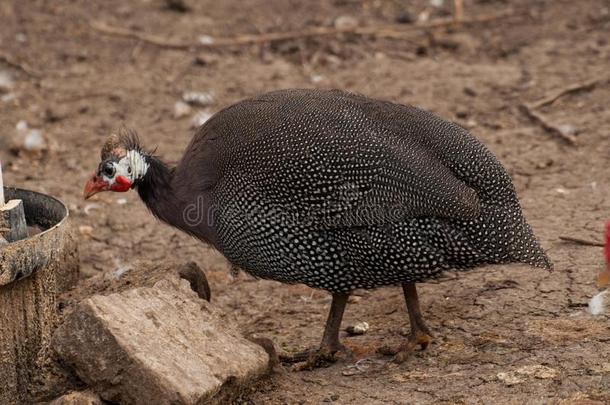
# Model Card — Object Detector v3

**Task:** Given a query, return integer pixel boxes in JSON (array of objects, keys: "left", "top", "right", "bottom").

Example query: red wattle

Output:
[{"left": 111, "top": 176, "right": 132, "bottom": 192}]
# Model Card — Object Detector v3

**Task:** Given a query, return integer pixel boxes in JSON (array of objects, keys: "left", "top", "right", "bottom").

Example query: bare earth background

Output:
[{"left": 1, "top": 0, "right": 609, "bottom": 403}]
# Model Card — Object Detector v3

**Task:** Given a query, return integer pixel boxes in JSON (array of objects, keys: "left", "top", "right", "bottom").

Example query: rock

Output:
[
  {"left": 515, "top": 364, "right": 558, "bottom": 379},
  {"left": 588, "top": 290, "right": 608, "bottom": 315},
  {"left": 10, "top": 120, "right": 48, "bottom": 154},
  {"left": 396, "top": 11, "right": 414, "bottom": 24},
  {"left": 49, "top": 390, "right": 103, "bottom": 405},
  {"left": 173, "top": 101, "right": 192, "bottom": 119},
  {"left": 558, "top": 124, "right": 578, "bottom": 137},
  {"left": 496, "top": 371, "right": 523, "bottom": 386},
  {"left": 334, "top": 15, "right": 359, "bottom": 30},
  {"left": 190, "top": 110, "right": 214, "bottom": 129},
  {"left": 182, "top": 91, "right": 214, "bottom": 107},
  {"left": 0, "top": 71, "right": 14, "bottom": 92},
  {"left": 345, "top": 321, "right": 370, "bottom": 336},
  {"left": 52, "top": 277, "right": 269, "bottom": 405}
]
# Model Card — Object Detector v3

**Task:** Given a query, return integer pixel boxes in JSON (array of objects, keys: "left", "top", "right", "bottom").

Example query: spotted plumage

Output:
[
  {"left": 86, "top": 89, "right": 552, "bottom": 366},
  {"left": 173, "top": 89, "right": 550, "bottom": 292}
]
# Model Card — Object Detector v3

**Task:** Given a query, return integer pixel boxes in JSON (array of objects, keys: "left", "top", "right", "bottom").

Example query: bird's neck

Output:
[
  {"left": 136, "top": 155, "right": 178, "bottom": 223},
  {"left": 135, "top": 155, "right": 217, "bottom": 246}
]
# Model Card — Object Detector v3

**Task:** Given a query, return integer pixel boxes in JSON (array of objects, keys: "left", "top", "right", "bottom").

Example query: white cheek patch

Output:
[
  {"left": 101, "top": 150, "right": 149, "bottom": 186},
  {"left": 126, "top": 150, "right": 149, "bottom": 181}
]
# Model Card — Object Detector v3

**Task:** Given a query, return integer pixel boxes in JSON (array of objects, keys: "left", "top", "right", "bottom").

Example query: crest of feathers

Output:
[{"left": 101, "top": 127, "right": 147, "bottom": 160}]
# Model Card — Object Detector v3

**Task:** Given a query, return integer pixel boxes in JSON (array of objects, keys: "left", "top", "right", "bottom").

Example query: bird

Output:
[{"left": 84, "top": 89, "right": 552, "bottom": 368}]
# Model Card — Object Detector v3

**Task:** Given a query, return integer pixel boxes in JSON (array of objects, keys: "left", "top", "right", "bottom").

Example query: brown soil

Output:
[{"left": 1, "top": 0, "right": 609, "bottom": 403}]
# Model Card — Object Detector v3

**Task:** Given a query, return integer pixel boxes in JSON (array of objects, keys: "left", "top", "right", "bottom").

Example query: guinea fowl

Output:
[{"left": 84, "top": 89, "right": 552, "bottom": 367}]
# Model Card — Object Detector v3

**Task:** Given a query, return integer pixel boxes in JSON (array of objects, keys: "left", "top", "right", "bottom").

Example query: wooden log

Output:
[
  {"left": 0, "top": 199, "right": 28, "bottom": 242},
  {"left": 0, "top": 188, "right": 78, "bottom": 405},
  {"left": 0, "top": 161, "right": 28, "bottom": 242}
]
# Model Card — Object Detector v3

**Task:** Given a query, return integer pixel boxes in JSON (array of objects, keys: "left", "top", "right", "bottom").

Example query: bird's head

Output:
[{"left": 84, "top": 129, "right": 150, "bottom": 200}]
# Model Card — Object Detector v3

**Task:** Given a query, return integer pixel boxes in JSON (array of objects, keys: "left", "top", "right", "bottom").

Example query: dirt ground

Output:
[{"left": 1, "top": 0, "right": 609, "bottom": 403}]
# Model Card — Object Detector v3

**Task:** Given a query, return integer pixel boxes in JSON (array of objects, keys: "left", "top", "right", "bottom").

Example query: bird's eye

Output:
[{"left": 102, "top": 163, "right": 115, "bottom": 177}]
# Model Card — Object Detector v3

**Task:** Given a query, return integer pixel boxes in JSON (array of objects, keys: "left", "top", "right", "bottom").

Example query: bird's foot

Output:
[
  {"left": 377, "top": 330, "right": 433, "bottom": 363},
  {"left": 280, "top": 343, "right": 351, "bottom": 370}
]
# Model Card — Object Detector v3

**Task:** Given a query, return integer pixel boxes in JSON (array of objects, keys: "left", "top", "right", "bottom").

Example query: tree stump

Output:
[{"left": 0, "top": 188, "right": 78, "bottom": 405}]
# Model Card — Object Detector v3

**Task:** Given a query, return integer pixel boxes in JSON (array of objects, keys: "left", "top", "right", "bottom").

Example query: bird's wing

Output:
[
  {"left": 263, "top": 127, "right": 479, "bottom": 229},
  {"left": 196, "top": 90, "right": 481, "bottom": 229}
]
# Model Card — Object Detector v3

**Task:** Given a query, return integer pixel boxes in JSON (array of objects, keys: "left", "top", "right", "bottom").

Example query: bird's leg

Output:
[
  {"left": 280, "top": 292, "right": 350, "bottom": 369},
  {"left": 379, "top": 283, "right": 433, "bottom": 363}
]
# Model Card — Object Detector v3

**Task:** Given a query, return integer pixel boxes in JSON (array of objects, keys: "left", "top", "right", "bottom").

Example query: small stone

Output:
[
  {"left": 463, "top": 87, "right": 477, "bottom": 97},
  {"left": 588, "top": 290, "right": 608, "bottom": 315},
  {"left": 465, "top": 119, "right": 478, "bottom": 129},
  {"left": 497, "top": 371, "right": 523, "bottom": 385},
  {"left": 516, "top": 365, "right": 558, "bottom": 379},
  {"left": 191, "top": 110, "right": 214, "bottom": 129},
  {"left": 310, "top": 75, "right": 324, "bottom": 84},
  {"left": 345, "top": 321, "right": 369, "bottom": 336},
  {"left": 558, "top": 124, "right": 578, "bottom": 137},
  {"left": 455, "top": 108, "right": 469, "bottom": 119},
  {"left": 78, "top": 225, "right": 94, "bottom": 237},
  {"left": 182, "top": 91, "right": 214, "bottom": 107},
  {"left": 0, "top": 71, "right": 14, "bottom": 92},
  {"left": 49, "top": 390, "right": 103, "bottom": 405},
  {"left": 334, "top": 15, "right": 359, "bottom": 30},
  {"left": 198, "top": 35, "right": 215, "bottom": 45},
  {"left": 173, "top": 100, "right": 192, "bottom": 119},
  {"left": 16, "top": 120, "right": 28, "bottom": 132},
  {"left": 396, "top": 11, "right": 414, "bottom": 24},
  {"left": 24, "top": 129, "right": 46, "bottom": 151}
]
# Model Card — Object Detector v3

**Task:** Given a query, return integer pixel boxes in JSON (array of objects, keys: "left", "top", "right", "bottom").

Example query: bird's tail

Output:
[
  {"left": 465, "top": 201, "right": 553, "bottom": 271},
  {"left": 511, "top": 216, "right": 553, "bottom": 271}
]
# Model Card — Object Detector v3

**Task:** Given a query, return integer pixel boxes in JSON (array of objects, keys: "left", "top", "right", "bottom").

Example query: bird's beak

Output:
[{"left": 83, "top": 174, "right": 109, "bottom": 200}]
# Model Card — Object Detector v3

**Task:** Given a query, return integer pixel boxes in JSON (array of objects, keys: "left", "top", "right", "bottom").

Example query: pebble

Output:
[
  {"left": 173, "top": 100, "right": 192, "bottom": 119},
  {"left": 558, "top": 124, "right": 578, "bottom": 137},
  {"left": 191, "top": 110, "right": 214, "bottom": 129},
  {"left": 198, "top": 35, "right": 214, "bottom": 45},
  {"left": 24, "top": 129, "right": 46, "bottom": 151},
  {"left": 588, "top": 290, "right": 608, "bottom": 315},
  {"left": 182, "top": 91, "right": 214, "bottom": 107},
  {"left": 345, "top": 321, "right": 369, "bottom": 336},
  {"left": 78, "top": 225, "right": 94, "bottom": 237},
  {"left": 0, "top": 71, "right": 14, "bottom": 92},
  {"left": 12, "top": 120, "right": 48, "bottom": 153},
  {"left": 334, "top": 15, "right": 358, "bottom": 30}
]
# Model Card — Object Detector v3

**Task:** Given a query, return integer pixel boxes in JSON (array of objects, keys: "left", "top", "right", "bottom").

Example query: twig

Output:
[
  {"left": 519, "top": 104, "right": 577, "bottom": 145},
  {"left": 0, "top": 51, "right": 40, "bottom": 78},
  {"left": 89, "top": 21, "right": 189, "bottom": 49},
  {"left": 558, "top": 235, "right": 604, "bottom": 247},
  {"left": 90, "top": 10, "right": 515, "bottom": 50},
  {"left": 530, "top": 75, "right": 609, "bottom": 109}
]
